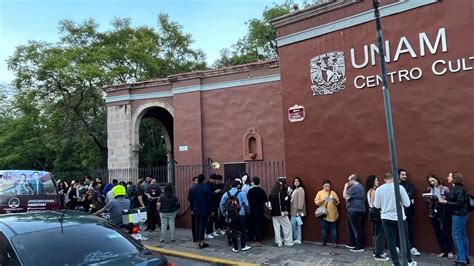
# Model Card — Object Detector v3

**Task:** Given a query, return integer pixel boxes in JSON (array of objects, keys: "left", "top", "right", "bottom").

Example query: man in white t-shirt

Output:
[{"left": 374, "top": 173, "right": 416, "bottom": 266}]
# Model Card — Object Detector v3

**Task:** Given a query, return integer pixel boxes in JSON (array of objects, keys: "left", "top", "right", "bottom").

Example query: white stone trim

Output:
[
  {"left": 106, "top": 74, "right": 280, "bottom": 103},
  {"left": 276, "top": 0, "right": 438, "bottom": 47}
]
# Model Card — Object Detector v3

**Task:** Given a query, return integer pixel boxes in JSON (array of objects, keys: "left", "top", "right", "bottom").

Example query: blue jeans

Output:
[
  {"left": 290, "top": 216, "right": 302, "bottom": 241},
  {"left": 321, "top": 219, "right": 337, "bottom": 243},
  {"left": 452, "top": 214, "right": 469, "bottom": 263}
]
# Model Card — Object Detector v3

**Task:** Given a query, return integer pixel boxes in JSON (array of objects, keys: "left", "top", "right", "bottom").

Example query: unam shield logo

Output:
[{"left": 310, "top": 51, "right": 346, "bottom": 96}]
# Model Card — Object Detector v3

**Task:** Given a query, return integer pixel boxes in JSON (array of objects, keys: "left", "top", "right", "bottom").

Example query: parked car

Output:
[
  {"left": 0, "top": 211, "right": 169, "bottom": 265},
  {"left": 0, "top": 170, "right": 60, "bottom": 213}
]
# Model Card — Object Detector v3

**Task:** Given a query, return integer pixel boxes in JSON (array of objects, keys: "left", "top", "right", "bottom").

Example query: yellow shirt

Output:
[{"left": 314, "top": 189, "right": 340, "bottom": 222}]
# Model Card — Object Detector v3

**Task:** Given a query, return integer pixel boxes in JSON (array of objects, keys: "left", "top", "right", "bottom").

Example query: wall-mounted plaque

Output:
[{"left": 288, "top": 105, "right": 305, "bottom": 122}]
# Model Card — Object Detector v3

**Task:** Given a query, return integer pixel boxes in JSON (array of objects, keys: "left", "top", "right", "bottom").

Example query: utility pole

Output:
[{"left": 372, "top": 1, "right": 408, "bottom": 265}]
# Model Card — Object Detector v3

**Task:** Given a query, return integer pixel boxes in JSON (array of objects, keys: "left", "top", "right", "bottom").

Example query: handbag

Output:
[
  {"left": 315, "top": 205, "right": 328, "bottom": 219},
  {"left": 315, "top": 190, "right": 330, "bottom": 219}
]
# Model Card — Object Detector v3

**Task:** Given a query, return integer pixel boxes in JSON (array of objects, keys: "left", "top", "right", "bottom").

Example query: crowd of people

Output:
[
  {"left": 187, "top": 170, "right": 471, "bottom": 266},
  {"left": 57, "top": 175, "right": 180, "bottom": 242},
  {"left": 57, "top": 169, "right": 470, "bottom": 266}
]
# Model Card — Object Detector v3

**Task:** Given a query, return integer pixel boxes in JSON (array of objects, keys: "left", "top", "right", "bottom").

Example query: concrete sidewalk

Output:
[{"left": 142, "top": 228, "right": 454, "bottom": 265}]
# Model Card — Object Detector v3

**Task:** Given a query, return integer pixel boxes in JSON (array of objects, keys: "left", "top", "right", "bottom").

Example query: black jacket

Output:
[
  {"left": 269, "top": 190, "right": 290, "bottom": 217},
  {"left": 446, "top": 184, "right": 468, "bottom": 216},
  {"left": 188, "top": 183, "right": 210, "bottom": 215},
  {"left": 400, "top": 180, "right": 415, "bottom": 216}
]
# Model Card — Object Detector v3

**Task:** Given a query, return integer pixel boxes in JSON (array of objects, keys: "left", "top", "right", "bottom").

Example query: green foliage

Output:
[
  {"left": 2, "top": 14, "right": 206, "bottom": 171},
  {"left": 139, "top": 117, "right": 167, "bottom": 167},
  {"left": 214, "top": 0, "right": 323, "bottom": 68}
]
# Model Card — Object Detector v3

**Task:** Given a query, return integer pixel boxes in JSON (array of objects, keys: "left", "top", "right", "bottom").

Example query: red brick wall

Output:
[{"left": 278, "top": 0, "right": 474, "bottom": 252}]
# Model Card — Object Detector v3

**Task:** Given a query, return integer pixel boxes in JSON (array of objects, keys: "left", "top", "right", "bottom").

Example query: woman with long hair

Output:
[
  {"left": 366, "top": 175, "right": 388, "bottom": 261},
  {"left": 269, "top": 177, "right": 294, "bottom": 247},
  {"left": 290, "top": 177, "right": 306, "bottom": 244},
  {"left": 439, "top": 171, "right": 469, "bottom": 265},
  {"left": 314, "top": 180, "right": 340, "bottom": 248},
  {"left": 424, "top": 173, "right": 454, "bottom": 259},
  {"left": 158, "top": 183, "right": 180, "bottom": 242}
]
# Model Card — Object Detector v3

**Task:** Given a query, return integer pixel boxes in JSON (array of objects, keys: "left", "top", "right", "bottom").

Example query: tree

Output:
[
  {"left": 4, "top": 14, "right": 206, "bottom": 171},
  {"left": 214, "top": 0, "right": 323, "bottom": 68}
]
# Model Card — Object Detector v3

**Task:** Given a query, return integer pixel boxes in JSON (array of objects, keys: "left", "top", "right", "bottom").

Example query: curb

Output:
[{"left": 145, "top": 245, "right": 261, "bottom": 266}]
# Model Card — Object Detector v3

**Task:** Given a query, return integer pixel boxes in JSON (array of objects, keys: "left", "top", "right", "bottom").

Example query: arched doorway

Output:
[{"left": 132, "top": 102, "right": 174, "bottom": 183}]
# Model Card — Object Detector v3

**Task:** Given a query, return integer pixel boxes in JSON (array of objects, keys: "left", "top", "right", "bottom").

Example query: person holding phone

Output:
[{"left": 314, "top": 180, "right": 340, "bottom": 248}]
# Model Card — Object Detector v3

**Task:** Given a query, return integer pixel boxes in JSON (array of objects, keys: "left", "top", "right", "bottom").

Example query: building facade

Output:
[
  {"left": 273, "top": 0, "right": 473, "bottom": 252},
  {"left": 105, "top": 0, "right": 473, "bottom": 252}
]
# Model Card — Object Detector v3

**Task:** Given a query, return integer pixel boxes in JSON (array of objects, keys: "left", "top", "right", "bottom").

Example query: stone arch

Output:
[{"left": 131, "top": 100, "right": 175, "bottom": 182}]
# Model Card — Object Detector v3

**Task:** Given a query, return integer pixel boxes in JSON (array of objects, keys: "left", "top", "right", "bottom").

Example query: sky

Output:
[{"left": 0, "top": 0, "right": 280, "bottom": 85}]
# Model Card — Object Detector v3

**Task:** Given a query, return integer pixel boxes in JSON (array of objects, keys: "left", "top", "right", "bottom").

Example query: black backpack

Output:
[
  {"left": 467, "top": 194, "right": 474, "bottom": 212},
  {"left": 224, "top": 191, "right": 240, "bottom": 219}
]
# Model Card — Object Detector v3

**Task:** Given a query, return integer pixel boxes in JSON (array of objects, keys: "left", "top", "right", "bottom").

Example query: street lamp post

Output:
[{"left": 372, "top": 1, "right": 408, "bottom": 265}]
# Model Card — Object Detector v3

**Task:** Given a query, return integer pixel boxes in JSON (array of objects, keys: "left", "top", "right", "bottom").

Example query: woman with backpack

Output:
[
  {"left": 438, "top": 171, "right": 470, "bottom": 265},
  {"left": 157, "top": 183, "right": 180, "bottom": 242},
  {"left": 424, "top": 173, "right": 454, "bottom": 259},
  {"left": 269, "top": 177, "right": 294, "bottom": 247},
  {"left": 290, "top": 177, "right": 306, "bottom": 244},
  {"left": 219, "top": 179, "right": 252, "bottom": 253}
]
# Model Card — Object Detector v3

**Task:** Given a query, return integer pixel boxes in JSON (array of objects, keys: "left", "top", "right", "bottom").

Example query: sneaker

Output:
[
  {"left": 345, "top": 244, "right": 356, "bottom": 249},
  {"left": 159, "top": 239, "right": 164, "bottom": 242},
  {"left": 294, "top": 240, "right": 302, "bottom": 244},
  {"left": 411, "top": 247, "right": 421, "bottom": 256},
  {"left": 241, "top": 245, "right": 252, "bottom": 251},
  {"left": 373, "top": 252, "right": 387, "bottom": 257},
  {"left": 350, "top": 248, "right": 365, "bottom": 252},
  {"left": 212, "top": 232, "right": 219, "bottom": 237},
  {"left": 284, "top": 242, "right": 294, "bottom": 247},
  {"left": 396, "top": 247, "right": 400, "bottom": 254},
  {"left": 277, "top": 243, "right": 283, "bottom": 247},
  {"left": 218, "top": 229, "right": 226, "bottom": 235},
  {"left": 408, "top": 260, "right": 417, "bottom": 266},
  {"left": 205, "top": 234, "right": 214, "bottom": 239},
  {"left": 374, "top": 254, "right": 390, "bottom": 261},
  {"left": 232, "top": 248, "right": 239, "bottom": 253}
]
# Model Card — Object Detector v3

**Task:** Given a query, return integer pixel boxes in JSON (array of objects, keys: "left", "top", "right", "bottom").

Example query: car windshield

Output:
[{"left": 11, "top": 223, "right": 142, "bottom": 265}]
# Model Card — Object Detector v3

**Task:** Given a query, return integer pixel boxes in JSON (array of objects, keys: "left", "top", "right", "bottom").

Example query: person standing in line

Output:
[
  {"left": 290, "top": 177, "right": 306, "bottom": 244},
  {"left": 205, "top": 174, "right": 219, "bottom": 239},
  {"left": 219, "top": 180, "right": 252, "bottom": 253},
  {"left": 189, "top": 174, "right": 211, "bottom": 249},
  {"left": 269, "top": 177, "right": 294, "bottom": 247},
  {"left": 105, "top": 179, "right": 119, "bottom": 204},
  {"left": 374, "top": 172, "right": 416, "bottom": 266},
  {"left": 398, "top": 168, "right": 421, "bottom": 256},
  {"left": 438, "top": 171, "right": 470, "bottom": 266},
  {"left": 314, "top": 180, "right": 340, "bottom": 248},
  {"left": 215, "top": 175, "right": 226, "bottom": 235},
  {"left": 145, "top": 178, "right": 161, "bottom": 231},
  {"left": 247, "top": 176, "right": 268, "bottom": 246},
  {"left": 424, "top": 173, "right": 454, "bottom": 259},
  {"left": 188, "top": 176, "right": 199, "bottom": 242},
  {"left": 366, "top": 175, "right": 389, "bottom": 261},
  {"left": 158, "top": 183, "right": 180, "bottom": 242},
  {"left": 343, "top": 174, "right": 366, "bottom": 252}
]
